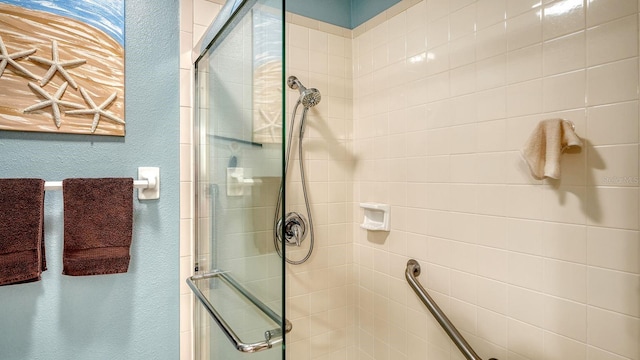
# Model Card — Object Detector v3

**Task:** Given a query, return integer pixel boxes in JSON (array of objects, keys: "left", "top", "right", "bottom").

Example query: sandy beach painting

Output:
[{"left": 0, "top": 0, "right": 125, "bottom": 136}]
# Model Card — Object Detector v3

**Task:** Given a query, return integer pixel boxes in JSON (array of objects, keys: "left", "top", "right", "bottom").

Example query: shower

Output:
[{"left": 273, "top": 75, "right": 321, "bottom": 265}]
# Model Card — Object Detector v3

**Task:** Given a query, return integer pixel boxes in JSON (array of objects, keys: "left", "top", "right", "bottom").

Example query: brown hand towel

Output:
[
  {"left": 0, "top": 178, "right": 46, "bottom": 286},
  {"left": 63, "top": 178, "right": 133, "bottom": 276}
]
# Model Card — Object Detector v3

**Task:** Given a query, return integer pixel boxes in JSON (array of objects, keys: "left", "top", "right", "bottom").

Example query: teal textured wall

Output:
[
  {"left": 351, "top": 0, "right": 401, "bottom": 28},
  {"left": 287, "top": 0, "right": 400, "bottom": 29},
  {"left": 0, "top": 0, "right": 180, "bottom": 359}
]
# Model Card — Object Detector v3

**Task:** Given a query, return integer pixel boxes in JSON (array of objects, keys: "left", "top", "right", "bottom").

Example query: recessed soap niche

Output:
[{"left": 360, "top": 202, "right": 390, "bottom": 231}]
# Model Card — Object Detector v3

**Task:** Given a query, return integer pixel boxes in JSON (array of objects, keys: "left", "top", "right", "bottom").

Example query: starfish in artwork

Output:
[
  {"left": 23, "top": 82, "right": 84, "bottom": 128},
  {"left": 29, "top": 40, "right": 86, "bottom": 89},
  {"left": 65, "top": 87, "right": 124, "bottom": 133},
  {"left": 0, "top": 36, "right": 38, "bottom": 80},
  {"left": 254, "top": 108, "right": 283, "bottom": 140}
]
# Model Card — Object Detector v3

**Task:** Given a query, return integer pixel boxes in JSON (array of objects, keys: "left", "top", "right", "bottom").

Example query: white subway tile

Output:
[
  {"left": 476, "top": 153, "right": 507, "bottom": 184},
  {"left": 451, "top": 0, "right": 475, "bottom": 12},
  {"left": 543, "top": 258, "right": 587, "bottom": 302},
  {"left": 508, "top": 286, "right": 546, "bottom": 326},
  {"left": 507, "top": 9, "right": 543, "bottom": 51},
  {"left": 477, "top": 0, "right": 507, "bottom": 29},
  {"left": 193, "top": 0, "right": 220, "bottom": 27},
  {"left": 543, "top": 31, "right": 586, "bottom": 76},
  {"left": 449, "top": 124, "right": 477, "bottom": 154},
  {"left": 586, "top": 187, "right": 639, "bottom": 230},
  {"left": 449, "top": 240, "right": 477, "bottom": 273},
  {"left": 543, "top": 331, "right": 587, "bottom": 360},
  {"left": 507, "top": 319, "right": 544, "bottom": 360},
  {"left": 477, "top": 54, "right": 507, "bottom": 90},
  {"left": 289, "top": 46, "right": 310, "bottom": 71},
  {"left": 477, "top": 184, "right": 507, "bottom": 216},
  {"left": 450, "top": 4, "right": 477, "bottom": 40},
  {"left": 449, "top": 185, "right": 478, "bottom": 215},
  {"left": 542, "top": 295, "right": 587, "bottom": 341},
  {"left": 507, "top": 0, "right": 542, "bottom": 18},
  {"left": 180, "top": 0, "right": 193, "bottom": 33},
  {"left": 587, "top": 58, "right": 639, "bottom": 106},
  {"left": 541, "top": 185, "right": 587, "bottom": 225},
  {"left": 542, "top": 0, "right": 585, "bottom": 40},
  {"left": 450, "top": 154, "right": 477, "bottom": 183},
  {"left": 450, "top": 212, "right": 478, "bottom": 244},
  {"left": 506, "top": 115, "right": 543, "bottom": 151},
  {"left": 180, "top": 106, "right": 192, "bottom": 144},
  {"left": 426, "top": 263, "right": 452, "bottom": 295},
  {"left": 477, "top": 119, "right": 508, "bottom": 153},
  {"left": 476, "top": 87, "right": 507, "bottom": 121},
  {"left": 587, "top": 15, "right": 638, "bottom": 66},
  {"left": 507, "top": 44, "right": 542, "bottom": 84},
  {"left": 478, "top": 308, "right": 509, "bottom": 348},
  {"left": 425, "top": 99, "right": 451, "bottom": 129},
  {"left": 426, "top": 127, "right": 452, "bottom": 155},
  {"left": 450, "top": 33, "right": 476, "bottom": 68},
  {"left": 451, "top": 270, "right": 478, "bottom": 303},
  {"left": 180, "top": 330, "right": 192, "bottom": 360},
  {"left": 406, "top": 24, "right": 427, "bottom": 58},
  {"left": 477, "top": 277, "right": 508, "bottom": 314},
  {"left": 588, "top": 267, "right": 640, "bottom": 317},
  {"left": 450, "top": 64, "right": 476, "bottom": 96},
  {"left": 587, "top": 226, "right": 640, "bottom": 273},
  {"left": 507, "top": 218, "right": 544, "bottom": 255},
  {"left": 506, "top": 184, "right": 544, "bottom": 220},
  {"left": 587, "top": 306, "right": 640, "bottom": 359},
  {"left": 542, "top": 222, "right": 587, "bottom": 263},
  {"left": 589, "top": 144, "right": 639, "bottom": 187},
  {"left": 426, "top": 16, "right": 450, "bottom": 50},
  {"left": 426, "top": 72, "right": 451, "bottom": 102},
  {"left": 180, "top": 218, "right": 192, "bottom": 257},
  {"left": 289, "top": 23, "right": 310, "bottom": 49},
  {"left": 425, "top": 0, "right": 449, "bottom": 23},
  {"left": 543, "top": 70, "right": 586, "bottom": 112},
  {"left": 586, "top": 0, "right": 638, "bottom": 27},
  {"left": 426, "top": 44, "right": 450, "bottom": 76},
  {"left": 477, "top": 246, "right": 509, "bottom": 282},
  {"left": 451, "top": 94, "right": 478, "bottom": 125},
  {"left": 477, "top": 22, "right": 508, "bottom": 61},
  {"left": 426, "top": 210, "right": 453, "bottom": 239},
  {"left": 587, "top": 101, "right": 639, "bottom": 146},
  {"left": 425, "top": 155, "right": 450, "bottom": 183},
  {"left": 587, "top": 346, "right": 632, "bottom": 360},
  {"left": 425, "top": 183, "right": 450, "bottom": 210},
  {"left": 508, "top": 252, "right": 544, "bottom": 290},
  {"left": 507, "top": 79, "right": 543, "bottom": 117},
  {"left": 450, "top": 298, "right": 478, "bottom": 334}
]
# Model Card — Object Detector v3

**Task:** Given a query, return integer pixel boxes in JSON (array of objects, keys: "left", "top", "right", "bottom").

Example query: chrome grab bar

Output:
[
  {"left": 406, "top": 259, "right": 497, "bottom": 360},
  {"left": 187, "top": 270, "right": 292, "bottom": 353}
]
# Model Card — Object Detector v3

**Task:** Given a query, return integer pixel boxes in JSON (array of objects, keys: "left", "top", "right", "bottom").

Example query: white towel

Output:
[{"left": 521, "top": 119, "right": 582, "bottom": 179}]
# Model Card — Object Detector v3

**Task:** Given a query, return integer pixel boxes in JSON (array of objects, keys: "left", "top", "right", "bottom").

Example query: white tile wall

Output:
[
  {"left": 180, "top": 0, "right": 640, "bottom": 359},
  {"left": 352, "top": 0, "right": 640, "bottom": 359}
]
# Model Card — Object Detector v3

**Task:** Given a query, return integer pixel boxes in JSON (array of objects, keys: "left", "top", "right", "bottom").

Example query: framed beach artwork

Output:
[{"left": 0, "top": 0, "right": 125, "bottom": 136}]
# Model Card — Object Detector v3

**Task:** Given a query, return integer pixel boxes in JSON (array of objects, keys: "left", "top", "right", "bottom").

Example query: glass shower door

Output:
[{"left": 190, "top": 0, "right": 286, "bottom": 359}]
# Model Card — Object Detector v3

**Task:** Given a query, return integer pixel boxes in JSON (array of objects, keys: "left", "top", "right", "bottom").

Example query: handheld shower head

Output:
[{"left": 287, "top": 76, "right": 321, "bottom": 108}]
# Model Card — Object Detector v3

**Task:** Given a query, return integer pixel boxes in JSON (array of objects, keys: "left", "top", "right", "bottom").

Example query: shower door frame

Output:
[{"left": 191, "top": 0, "right": 287, "bottom": 358}]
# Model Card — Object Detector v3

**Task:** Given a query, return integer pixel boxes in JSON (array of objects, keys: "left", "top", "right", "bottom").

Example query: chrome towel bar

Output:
[
  {"left": 187, "top": 270, "right": 291, "bottom": 353},
  {"left": 406, "top": 259, "right": 497, "bottom": 360}
]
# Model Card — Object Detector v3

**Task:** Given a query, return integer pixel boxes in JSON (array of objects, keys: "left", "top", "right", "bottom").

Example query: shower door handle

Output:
[{"left": 187, "top": 270, "right": 292, "bottom": 353}]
